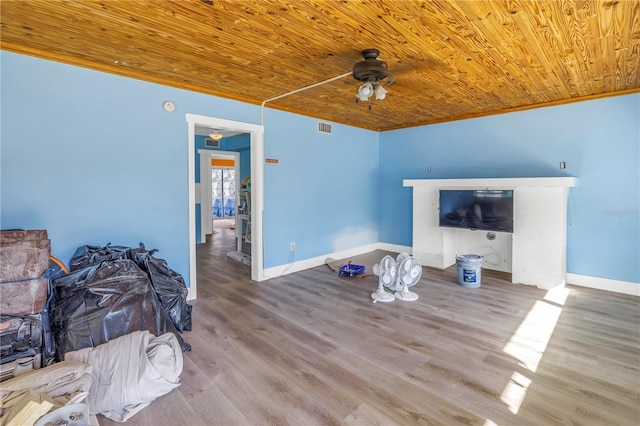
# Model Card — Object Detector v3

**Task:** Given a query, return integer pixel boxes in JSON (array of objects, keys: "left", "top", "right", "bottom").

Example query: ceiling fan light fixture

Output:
[
  {"left": 356, "top": 82, "right": 374, "bottom": 101},
  {"left": 353, "top": 49, "right": 395, "bottom": 106},
  {"left": 374, "top": 84, "right": 387, "bottom": 100}
]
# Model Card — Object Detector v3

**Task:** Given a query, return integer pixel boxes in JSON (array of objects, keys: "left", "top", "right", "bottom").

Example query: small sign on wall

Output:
[{"left": 266, "top": 158, "right": 279, "bottom": 164}]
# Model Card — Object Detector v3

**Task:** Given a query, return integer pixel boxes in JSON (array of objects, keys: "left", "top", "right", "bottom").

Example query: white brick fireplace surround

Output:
[{"left": 404, "top": 177, "right": 579, "bottom": 289}]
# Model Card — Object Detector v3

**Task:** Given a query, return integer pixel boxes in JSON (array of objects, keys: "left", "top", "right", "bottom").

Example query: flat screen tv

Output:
[{"left": 439, "top": 190, "right": 514, "bottom": 233}]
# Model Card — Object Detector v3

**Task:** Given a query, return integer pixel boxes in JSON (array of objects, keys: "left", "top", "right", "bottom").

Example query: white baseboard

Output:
[
  {"left": 376, "top": 242, "right": 413, "bottom": 254},
  {"left": 566, "top": 273, "right": 640, "bottom": 297},
  {"left": 262, "top": 242, "right": 412, "bottom": 280}
]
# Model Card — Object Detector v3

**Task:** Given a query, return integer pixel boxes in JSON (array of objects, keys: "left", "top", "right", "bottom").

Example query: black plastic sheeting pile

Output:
[{"left": 51, "top": 243, "right": 192, "bottom": 359}]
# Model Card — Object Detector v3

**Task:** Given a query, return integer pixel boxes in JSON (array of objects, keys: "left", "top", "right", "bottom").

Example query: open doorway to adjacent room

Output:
[
  {"left": 186, "top": 114, "right": 265, "bottom": 300},
  {"left": 211, "top": 164, "right": 236, "bottom": 230},
  {"left": 198, "top": 149, "right": 241, "bottom": 243}
]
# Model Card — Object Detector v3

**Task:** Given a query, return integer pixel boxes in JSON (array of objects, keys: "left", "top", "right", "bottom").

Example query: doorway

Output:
[
  {"left": 186, "top": 114, "right": 265, "bottom": 300},
  {"left": 212, "top": 167, "right": 235, "bottom": 220},
  {"left": 198, "top": 149, "right": 240, "bottom": 244},
  {"left": 211, "top": 166, "right": 236, "bottom": 232}
]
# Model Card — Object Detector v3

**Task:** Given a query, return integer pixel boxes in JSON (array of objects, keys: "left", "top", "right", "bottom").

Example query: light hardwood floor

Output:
[{"left": 100, "top": 228, "right": 640, "bottom": 425}]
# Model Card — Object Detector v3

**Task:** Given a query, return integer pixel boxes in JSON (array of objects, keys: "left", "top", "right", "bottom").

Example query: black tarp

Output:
[
  {"left": 69, "top": 244, "right": 130, "bottom": 272},
  {"left": 51, "top": 259, "right": 190, "bottom": 359},
  {"left": 68, "top": 243, "right": 192, "bottom": 333},
  {"left": 130, "top": 247, "right": 192, "bottom": 333}
]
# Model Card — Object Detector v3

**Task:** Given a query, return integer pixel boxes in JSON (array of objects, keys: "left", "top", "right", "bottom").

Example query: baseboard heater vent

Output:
[
  {"left": 205, "top": 138, "right": 221, "bottom": 148},
  {"left": 317, "top": 121, "right": 332, "bottom": 134}
]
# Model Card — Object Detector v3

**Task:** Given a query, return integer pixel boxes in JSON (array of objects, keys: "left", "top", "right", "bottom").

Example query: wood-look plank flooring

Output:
[{"left": 100, "top": 228, "right": 640, "bottom": 425}]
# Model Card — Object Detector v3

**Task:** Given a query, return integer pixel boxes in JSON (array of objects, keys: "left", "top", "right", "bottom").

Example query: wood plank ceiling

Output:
[{"left": 1, "top": 0, "right": 638, "bottom": 131}]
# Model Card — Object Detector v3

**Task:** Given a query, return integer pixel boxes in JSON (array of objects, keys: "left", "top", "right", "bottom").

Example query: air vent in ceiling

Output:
[
  {"left": 205, "top": 138, "right": 220, "bottom": 148},
  {"left": 317, "top": 121, "right": 332, "bottom": 134}
]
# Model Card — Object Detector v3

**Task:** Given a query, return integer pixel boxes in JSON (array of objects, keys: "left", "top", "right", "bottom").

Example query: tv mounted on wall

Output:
[{"left": 439, "top": 190, "right": 514, "bottom": 233}]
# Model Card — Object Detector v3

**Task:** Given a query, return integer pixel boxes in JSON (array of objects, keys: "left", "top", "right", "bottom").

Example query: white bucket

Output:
[{"left": 456, "top": 254, "right": 483, "bottom": 288}]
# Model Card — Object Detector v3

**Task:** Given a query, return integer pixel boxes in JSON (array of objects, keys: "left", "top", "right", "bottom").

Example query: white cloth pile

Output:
[{"left": 65, "top": 330, "right": 183, "bottom": 422}]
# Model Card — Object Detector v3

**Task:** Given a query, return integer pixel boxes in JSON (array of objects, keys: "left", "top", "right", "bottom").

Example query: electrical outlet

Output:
[{"left": 290, "top": 242, "right": 296, "bottom": 251}]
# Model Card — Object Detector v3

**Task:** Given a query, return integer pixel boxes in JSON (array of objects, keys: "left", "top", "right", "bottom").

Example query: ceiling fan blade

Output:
[{"left": 382, "top": 71, "right": 396, "bottom": 86}]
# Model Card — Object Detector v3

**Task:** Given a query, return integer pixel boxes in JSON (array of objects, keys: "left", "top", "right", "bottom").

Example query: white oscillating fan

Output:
[
  {"left": 371, "top": 255, "right": 396, "bottom": 303},
  {"left": 394, "top": 256, "right": 422, "bottom": 301},
  {"left": 385, "top": 253, "right": 409, "bottom": 292}
]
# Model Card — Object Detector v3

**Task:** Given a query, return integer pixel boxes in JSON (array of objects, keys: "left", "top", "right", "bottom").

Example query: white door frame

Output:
[
  {"left": 198, "top": 149, "right": 240, "bottom": 243},
  {"left": 186, "top": 114, "right": 265, "bottom": 300}
]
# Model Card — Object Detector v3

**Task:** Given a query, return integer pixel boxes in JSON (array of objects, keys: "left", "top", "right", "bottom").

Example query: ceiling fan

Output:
[{"left": 352, "top": 49, "right": 396, "bottom": 107}]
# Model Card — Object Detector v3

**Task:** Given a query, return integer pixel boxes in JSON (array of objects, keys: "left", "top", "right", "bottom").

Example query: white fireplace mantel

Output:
[
  {"left": 404, "top": 177, "right": 578, "bottom": 189},
  {"left": 403, "top": 177, "right": 579, "bottom": 289}
]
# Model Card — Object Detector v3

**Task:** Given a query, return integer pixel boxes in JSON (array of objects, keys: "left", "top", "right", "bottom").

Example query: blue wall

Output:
[
  {"left": 379, "top": 94, "right": 640, "bottom": 283},
  {"left": 0, "top": 51, "right": 262, "bottom": 283},
  {"left": 194, "top": 134, "right": 251, "bottom": 185},
  {"left": 0, "top": 51, "right": 379, "bottom": 282},
  {"left": 261, "top": 110, "right": 379, "bottom": 268},
  {"left": 2, "top": 51, "right": 637, "bottom": 285}
]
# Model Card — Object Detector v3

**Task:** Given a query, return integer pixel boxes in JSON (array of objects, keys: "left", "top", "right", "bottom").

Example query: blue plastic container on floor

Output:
[{"left": 338, "top": 263, "right": 365, "bottom": 278}]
